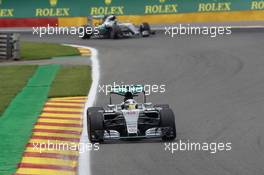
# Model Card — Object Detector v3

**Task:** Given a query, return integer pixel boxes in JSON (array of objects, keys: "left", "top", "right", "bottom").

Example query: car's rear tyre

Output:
[
  {"left": 140, "top": 22, "right": 151, "bottom": 37},
  {"left": 154, "top": 104, "right": 170, "bottom": 109},
  {"left": 159, "top": 108, "right": 176, "bottom": 141},
  {"left": 87, "top": 107, "right": 104, "bottom": 143}
]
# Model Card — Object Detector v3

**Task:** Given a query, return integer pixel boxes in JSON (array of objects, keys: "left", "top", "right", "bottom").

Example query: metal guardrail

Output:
[{"left": 0, "top": 33, "right": 20, "bottom": 60}]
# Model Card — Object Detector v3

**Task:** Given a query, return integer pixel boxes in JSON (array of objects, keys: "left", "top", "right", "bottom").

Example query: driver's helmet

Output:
[
  {"left": 106, "top": 15, "right": 116, "bottom": 22},
  {"left": 124, "top": 99, "right": 137, "bottom": 110}
]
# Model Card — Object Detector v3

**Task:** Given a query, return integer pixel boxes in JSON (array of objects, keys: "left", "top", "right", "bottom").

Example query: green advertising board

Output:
[{"left": 0, "top": 0, "right": 264, "bottom": 18}]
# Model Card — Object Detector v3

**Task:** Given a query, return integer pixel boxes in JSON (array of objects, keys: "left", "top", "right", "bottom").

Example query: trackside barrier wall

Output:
[
  {"left": 0, "top": 0, "right": 264, "bottom": 26},
  {"left": 0, "top": 33, "right": 20, "bottom": 60}
]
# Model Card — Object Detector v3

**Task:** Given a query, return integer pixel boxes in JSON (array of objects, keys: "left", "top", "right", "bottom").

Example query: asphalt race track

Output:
[{"left": 22, "top": 30, "right": 264, "bottom": 175}]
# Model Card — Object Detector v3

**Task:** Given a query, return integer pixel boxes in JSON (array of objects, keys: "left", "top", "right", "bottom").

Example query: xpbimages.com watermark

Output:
[
  {"left": 32, "top": 140, "right": 100, "bottom": 153},
  {"left": 165, "top": 24, "right": 232, "bottom": 38},
  {"left": 32, "top": 24, "right": 99, "bottom": 38},
  {"left": 164, "top": 140, "right": 232, "bottom": 154},
  {"left": 98, "top": 82, "right": 166, "bottom": 95}
]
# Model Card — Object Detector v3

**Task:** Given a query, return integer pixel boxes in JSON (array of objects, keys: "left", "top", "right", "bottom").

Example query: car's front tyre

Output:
[
  {"left": 80, "top": 25, "right": 93, "bottom": 39},
  {"left": 110, "top": 23, "right": 122, "bottom": 39},
  {"left": 87, "top": 107, "right": 104, "bottom": 143},
  {"left": 159, "top": 108, "right": 176, "bottom": 141}
]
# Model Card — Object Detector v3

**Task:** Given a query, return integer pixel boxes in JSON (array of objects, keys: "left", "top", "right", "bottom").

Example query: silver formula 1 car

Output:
[
  {"left": 81, "top": 15, "right": 154, "bottom": 39},
  {"left": 87, "top": 85, "right": 176, "bottom": 143}
]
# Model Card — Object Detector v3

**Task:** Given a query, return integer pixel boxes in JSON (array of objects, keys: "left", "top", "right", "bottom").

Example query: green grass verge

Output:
[
  {"left": 49, "top": 65, "right": 91, "bottom": 97},
  {"left": 0, "top": 65, "right": 37, "bottom": 117},
  {"left": 0, "top": 65, "right": 60, "bottom": 175},
  {"left": 21, "top": 41, "right": 80, "bottom": 60}
]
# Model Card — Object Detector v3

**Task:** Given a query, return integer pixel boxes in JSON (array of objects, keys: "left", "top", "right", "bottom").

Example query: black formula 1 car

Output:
[
  {"left": 81, "top": 15, "right": 154, "bottom": 39},
  {"left": 87, "top": 85, "right": 176, "bottom": 142}
]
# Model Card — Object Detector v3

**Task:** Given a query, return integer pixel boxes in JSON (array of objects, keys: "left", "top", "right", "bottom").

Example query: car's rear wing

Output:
[{"left": 109, "top": 84, "right": 146, "bottom": 104}]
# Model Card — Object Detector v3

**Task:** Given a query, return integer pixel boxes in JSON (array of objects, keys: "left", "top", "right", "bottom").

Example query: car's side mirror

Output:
[
  {"left": 144, "top": 102, "right": 152, "bottom": 107},
  {"left": 107, "top": 104, "right": 115, "bottom": 109}
]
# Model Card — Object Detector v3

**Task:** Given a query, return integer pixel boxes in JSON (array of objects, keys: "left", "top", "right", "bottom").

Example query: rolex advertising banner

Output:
[{"left": 0, "top": 0, "right": 264, "bottom": 18}]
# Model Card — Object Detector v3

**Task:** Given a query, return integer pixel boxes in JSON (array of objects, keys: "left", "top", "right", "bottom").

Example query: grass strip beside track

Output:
[
  {"left": 49, "top": 65, "right": 92, "bottom": 97},
  {"left": 0, "top": 65, "right": 60, "bottom": 175},
  {"left": 21, "top": 42, "right": 80, "bottom": 60},
  {"left": 0, "top": 65, "right": 37, "bottom": 116}
]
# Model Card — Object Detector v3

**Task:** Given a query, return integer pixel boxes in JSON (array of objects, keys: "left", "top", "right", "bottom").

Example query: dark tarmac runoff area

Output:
[{"left": 21, "top": 29, "right": 264, "bottom": 175}]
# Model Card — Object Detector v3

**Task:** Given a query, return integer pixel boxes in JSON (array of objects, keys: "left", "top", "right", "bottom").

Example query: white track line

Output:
[{"left": 64, "top": 44, "right": 100, "bottom": 175}]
